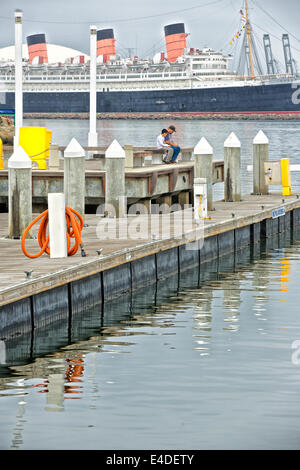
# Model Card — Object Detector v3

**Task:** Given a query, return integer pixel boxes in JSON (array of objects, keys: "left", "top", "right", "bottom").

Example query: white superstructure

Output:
[{"left": 0, "top": 46, "right": 294, "bottom": 94}]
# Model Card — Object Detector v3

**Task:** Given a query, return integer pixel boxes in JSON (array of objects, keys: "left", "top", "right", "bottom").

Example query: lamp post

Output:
[{"left": 14, "top": 9, "right": 23, "bottom": 148}]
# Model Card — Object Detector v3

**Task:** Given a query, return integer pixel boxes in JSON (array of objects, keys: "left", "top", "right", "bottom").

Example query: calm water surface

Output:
[{"left": 1, "top": 119, "right": 300, "bottom": 450}]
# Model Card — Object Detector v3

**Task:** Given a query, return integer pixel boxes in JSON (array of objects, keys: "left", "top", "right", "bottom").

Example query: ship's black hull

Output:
[{"left": 3, "top": 82, "right": 300, "bottom": 113}]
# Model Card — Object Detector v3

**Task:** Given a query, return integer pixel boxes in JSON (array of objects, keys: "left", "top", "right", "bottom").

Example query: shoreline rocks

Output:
[
  {"left": 22, "top": 112, "right": 300, "bottom": 121},
  {"left": 0, "top": 117, "right": 14, "bottom": 144}
]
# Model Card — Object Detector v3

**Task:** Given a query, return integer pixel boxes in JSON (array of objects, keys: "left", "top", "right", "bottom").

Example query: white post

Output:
[
  {"left": 224, "top": 132, "right": 241, "bottom": 202},
  {"left": 105, "top": 139, "right": 126, "bottom": 218},
  {"left": 8, "top": 146, "right": 32, "bottom": 239},
  {"left": 253, "top": 130, "right": 269, "bottom": 195},
  {"left": 88, "top": 25, "right": 98, "bottom": 158},
  {"left": 194, "top": 178, "right": 208, "bottom": 221},
  {"left": 48, "top": 193, "right": 67, "bottom": 259},
  {"left": 14, "top": 9, "right": 23, "bottom": 149},
  {"left": 64, "top": 138, "right": 85, "bottom": 218},
  {"left": 194, "top": 137, "right": 213, "bottom": 211}
]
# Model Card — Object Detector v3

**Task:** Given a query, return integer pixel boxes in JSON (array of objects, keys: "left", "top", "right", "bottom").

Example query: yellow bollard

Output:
[
  {"left": 281, "top": 158, "right": 292, "bottom": 196},
  {"left": 0, "top": 137, "right": 3, "bottom": 170},
  {"left": 19, "top": 127, "right": 52, "bottom": 170}
]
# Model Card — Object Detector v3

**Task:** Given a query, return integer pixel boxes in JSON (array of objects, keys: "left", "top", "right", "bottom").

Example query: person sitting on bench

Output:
[
  {"left": 164, "top": 125, "right": 181, "bottom": 163},
  {"left": 156, "top": 128, "right": 173, "bottom": 163}
]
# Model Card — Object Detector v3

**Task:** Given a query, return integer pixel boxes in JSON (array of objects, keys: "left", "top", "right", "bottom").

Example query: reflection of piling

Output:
[
  {"left": 194, "top": 137, "right": 213, "bottom": 211},
  {"left": 105, "top": 140, "right": 126, "bottom": 218},
  {"left": 223, "top": 279, "right": 241, "bottom": 332},
  {"left": 253, "top": 130, "right": 269, "bottom": 195},
  {"left": 8, "top": 146, "right": 32, "bottom": 239},
  {"left": 64, "top": 138, "right": 85, "bottom": 218},
  {"left": 224, "top": 132, "right": 241, "bottom": 202},
  {"left": 45, "top": 373, "right": 64, "bottom": 412}
]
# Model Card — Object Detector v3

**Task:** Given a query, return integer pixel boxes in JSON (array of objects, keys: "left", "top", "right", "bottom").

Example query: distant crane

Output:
[
  {"left": 263, "top": 34, "right": 276, "bottom": 75},
  {"left": 282, "top": 34, "right": 295, "bottom": 75}
]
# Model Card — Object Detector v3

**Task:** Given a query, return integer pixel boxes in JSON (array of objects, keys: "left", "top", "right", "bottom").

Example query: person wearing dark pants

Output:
[{"left": 164, "top": 125, "right": 181, "bottom": 163}]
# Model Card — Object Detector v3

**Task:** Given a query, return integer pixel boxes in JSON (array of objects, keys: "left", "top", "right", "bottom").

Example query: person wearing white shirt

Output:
[
  {"left": 157, "top": 129, "right": 170, "bottom": 149},
  {"left": 157, "top": 128, "right": 173, "bottom": 164}
]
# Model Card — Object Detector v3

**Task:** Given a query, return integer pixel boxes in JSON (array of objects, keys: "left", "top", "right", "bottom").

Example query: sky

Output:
[{"left": 0, "top": 0, "right": 300, "bottom": 72}]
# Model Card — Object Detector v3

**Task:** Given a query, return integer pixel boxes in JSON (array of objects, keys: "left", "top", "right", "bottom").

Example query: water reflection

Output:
[
  {"left": 33, "top": 354, "right": 85, "bottom": 404},
  {"left": 0, "top": 228, "right": 300, "bottom": 449},
  {"left": 222, "top": 277, "right": 241, "bottom": 333},
  {"left": 10, "top": 388, "right": 26, "bottom": 450}
]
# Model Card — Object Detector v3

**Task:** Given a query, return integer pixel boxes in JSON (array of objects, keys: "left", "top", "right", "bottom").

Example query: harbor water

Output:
[{"left": 1, "top": 119, "right": 300, "bottom": 450}]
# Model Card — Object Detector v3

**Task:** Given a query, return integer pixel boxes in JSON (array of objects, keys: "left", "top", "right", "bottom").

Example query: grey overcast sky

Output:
[{"left": 0, "top": 0, "right": 300, "bottom": 71}]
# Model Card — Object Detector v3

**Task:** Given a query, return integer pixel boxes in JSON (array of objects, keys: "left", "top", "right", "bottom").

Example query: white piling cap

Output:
[
  {"left": 194, "top": 137, "right": 213, "bottom": 155},
  {"left": 224, "top": 132, "right": 241, "bottom": 148},
  {"left": 64, "top": 138, "right": 85, "bottom": 158},
  {"left": 14, "top": 9, "right": 23, "bottom": 18},
  {"left": 105, "top": 139, "right": 126, "bottom": 159},
  {"left": 253, "top": 130, "right": 269, "bottom": 145},
  {"left": 194, "top": 177, "right": 207, "bottom": 184},
  {"left": 8, "top": 146, "right": 32, "bottom": 169}
]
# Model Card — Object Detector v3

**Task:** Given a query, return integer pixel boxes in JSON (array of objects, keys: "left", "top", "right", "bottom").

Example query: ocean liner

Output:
[{"left": 0, "top": 0, "right": 299, "bottom": 115}]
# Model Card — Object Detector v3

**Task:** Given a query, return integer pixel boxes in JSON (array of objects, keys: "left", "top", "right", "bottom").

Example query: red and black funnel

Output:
[
  {"left": 97, "top": 28, "right": 116, "bottom": 62},
  {"left": 164, "top": 23, "right": 187, "bottom": 63},
  {"left": 27, "top": 34, "right": 48, "bottom": 65}
]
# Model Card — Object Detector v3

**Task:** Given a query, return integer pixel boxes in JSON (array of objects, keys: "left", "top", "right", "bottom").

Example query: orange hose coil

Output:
[{"left": 21, "top": 207, "right": 84, "bottom": 259}]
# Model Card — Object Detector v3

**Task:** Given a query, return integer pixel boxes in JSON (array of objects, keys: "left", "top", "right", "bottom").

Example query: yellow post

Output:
[
  {"left": 19, "top": 127, "right": 52, "bottom": 170},
  {"left": 281, "top": 158, "right": 292, "bottom": 196},
  {"left": 0, "top": 137, "right": 3, "bottom": 170}
]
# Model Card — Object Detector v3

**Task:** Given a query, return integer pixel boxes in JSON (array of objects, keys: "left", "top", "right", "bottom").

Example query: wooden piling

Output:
[
  {"left": 124, "top": 145, "right": 134, "bottom": 169},
  {"left": 48, "top": 144, "right": 60, "bottom": 171},
  {"left": 8, "top": 146, "right": 32, "bottom": 239},
  {"left": 64, "top": 138, "right": 85, "bottom": 218},
  {"left": 194, "top": 137, "right": 213, "bottom": 211},
  {"left": 224, "top": 132, "right": 241, "bottom": 202},
  {"left": 105, "top": 140, "right": 126, "bottom": 218},
  {"left": 253, "top": 130, "right": 269, "bottom": 195}
]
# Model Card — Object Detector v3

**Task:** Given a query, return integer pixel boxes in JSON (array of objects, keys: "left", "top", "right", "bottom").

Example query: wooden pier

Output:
[{"left": 1, "top": 130, "right": 300, "bottom": 340}]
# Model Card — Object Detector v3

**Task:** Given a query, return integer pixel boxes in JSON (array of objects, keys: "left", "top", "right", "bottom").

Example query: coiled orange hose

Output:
[{"left": 21, "top": 207, "right": 85, "bottom": 259}]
